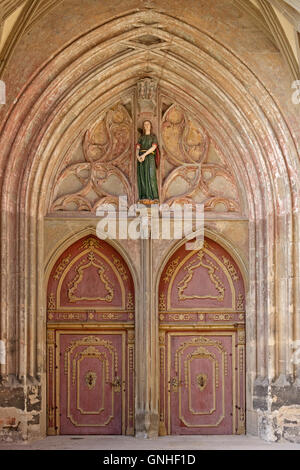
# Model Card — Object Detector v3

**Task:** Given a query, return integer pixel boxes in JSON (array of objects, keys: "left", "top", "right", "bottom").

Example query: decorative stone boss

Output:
[{"left": 136, "top": 120, "right": 160, "bottom": 204}]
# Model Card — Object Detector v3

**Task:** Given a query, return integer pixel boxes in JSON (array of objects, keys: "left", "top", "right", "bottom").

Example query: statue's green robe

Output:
[{"left": 137, "top": 134, "right": 159, "bottom": 201}]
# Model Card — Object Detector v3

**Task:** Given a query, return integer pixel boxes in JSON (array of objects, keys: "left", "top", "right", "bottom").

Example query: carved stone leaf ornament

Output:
[
  {"left": 161, "top": 104, "right": 209, "bottom": 167},
  {"left": 49, "top": 88, "right": 241, "bottom": 213},
  {"left": 160, "top": 164, "right": 202, "bottom": 205},
  {"left": 160, "top": 102, "right": 240, "bottom": 212},
  {"left": 51, "top": 104, "right": 134, "bottom": 212}
]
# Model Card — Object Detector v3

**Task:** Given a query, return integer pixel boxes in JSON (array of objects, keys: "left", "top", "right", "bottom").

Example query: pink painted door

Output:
[
  {"left": 168, "top": 332, "right": 234, "bottom": 435},
  {"left": 47, "top": 236, "right": 135, "bottom": 435},
  {"left": 58, "top": 332, "right": 124, "bottom": 435}
]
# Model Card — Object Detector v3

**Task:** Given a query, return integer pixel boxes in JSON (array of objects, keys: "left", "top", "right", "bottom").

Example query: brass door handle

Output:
[{"left": 169, "top": 377, "right": 183, "bottom": 392}]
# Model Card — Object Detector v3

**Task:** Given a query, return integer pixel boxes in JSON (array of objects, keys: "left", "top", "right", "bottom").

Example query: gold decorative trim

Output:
[
  {"left": 127, "top": 333, "right": 134, "bottom": 435},
  {"left": 102, "top": 312, "right": 121, "bottom": 320},
  {"left": 159, "top": 332, "right": 165, "bottom": 346},
  {"left": 53, "top": 254, "right": 72, "bottom": 280},
  {"left": 210, "top": 313, "right": 234, "bottom": 321},
  {"left": 221, "top": 256, "right": 239, "bottom": 281},
  {"left": 169, "top": 313, "right": 193, "bottom": 321},
  {"left": 127, "top": 331, "right": 135, "bottom": 344},
  {"left": 159, "top": 293, "right": 167, "bottom": 311},
  {"left": 47, "top": 311, "right": 134, "bottom": 322},
  {"left": 126, "top": 293, "right": 134, "bottom": 310},
  {"left": 56, "top": 247, "right": 126, "bottom": 310},
  {"left": 177, "top": 251, "right": 225, "bottom": 301},
  {"left": 237, "top": 340, "right": 245, "bottom": 435},
  {"left": 236, "top": 293, "right": 244, "bottom": 311},
  {"left": 238, "top": 328, "right": 245, "bottom": 345},
  {"left": 112, "top": 255, "right": 128, "bottom": 281},
  {"left": 68, "top": 252, "right": 114, "bottom": 302},
  {"left": 167, "top": 247, "right": 236, "bottom": 311},
  {"left": 48, "top": 293, "right": 56, "bottom": 310},
  {"left": 82, "top": 237, "right": 102, "bottom": 250},
  {"left": 163, "top": 257, "right": 181, "bottom": 282},
  {"left": 47, "top": 330, "right": 55, "bottom": 343}
]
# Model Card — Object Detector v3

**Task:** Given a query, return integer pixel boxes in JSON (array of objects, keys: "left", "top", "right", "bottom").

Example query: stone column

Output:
[{"left": 135, "top": 214, "right": 159, "bottom": 437}]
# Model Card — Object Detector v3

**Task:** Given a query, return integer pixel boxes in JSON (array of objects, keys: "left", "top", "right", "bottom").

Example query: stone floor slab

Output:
[{"left": 0, "top": 435, "right": 300, "bottom": 450}]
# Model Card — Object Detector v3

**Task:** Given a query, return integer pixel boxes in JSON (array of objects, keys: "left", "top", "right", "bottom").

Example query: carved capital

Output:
[{"left": 137, "top": 78, "right": 158, "bottom": 115}]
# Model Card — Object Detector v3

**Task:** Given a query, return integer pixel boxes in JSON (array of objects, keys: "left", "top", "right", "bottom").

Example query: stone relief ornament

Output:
[
  {"left": 50, "top": 104, "right": 134, "bottom": 212},
  {"left": 160, "top": 101, "right": 240, "bottom": 212},
  {"left": 49, "top": 88, "right": 241, "bottom": 214},
  {"left": 137, "top": 78, "right": 157, "bottom": 114}
]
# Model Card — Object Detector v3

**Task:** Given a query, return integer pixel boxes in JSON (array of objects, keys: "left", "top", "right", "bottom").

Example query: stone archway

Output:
[{"left": 0, "top": 4, "right": 299, "bottom": 442}]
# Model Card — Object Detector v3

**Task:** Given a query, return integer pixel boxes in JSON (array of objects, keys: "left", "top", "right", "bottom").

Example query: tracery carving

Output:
[
  {"left": 160, "top": 101, "right": 241, "bottom": 212},
  {"left": 49, "top": 93, "right": 241, "bottom": 213},
  {"left": 50, "top": 104, "right": 134, "bottom": 212}
]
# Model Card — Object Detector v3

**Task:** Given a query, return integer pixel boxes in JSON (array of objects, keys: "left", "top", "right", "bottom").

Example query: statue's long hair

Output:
[{"left": 137, "top": 120, "right": 154, "bottom": 136}]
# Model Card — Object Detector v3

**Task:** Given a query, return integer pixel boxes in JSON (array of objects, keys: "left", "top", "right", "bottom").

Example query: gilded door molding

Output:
[
  {"left": 47, "top": 235, "right": 135, "bottom": 318},
  {"left": 46, "top": 235, "right": 135, "bottom": 435},
  {"left": 159, "top": 237, "right": 246, "bottom": 435},
  {"left": 159, "top": 238, "right": 245, "bottom": 318}
]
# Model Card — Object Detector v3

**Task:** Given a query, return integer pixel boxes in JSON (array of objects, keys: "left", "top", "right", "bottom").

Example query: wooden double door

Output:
[
  {"left": 47, "top": 235, "right": 246, "bottom": 435},
  {"left": 159, "top": 238, "right": 246, "bottom": 435},
  {"left": 47, "top": 236, "right": 135, "bottom": 435},
  {"left": 159, "top": 328, "right": 245, "bottom": 435}
]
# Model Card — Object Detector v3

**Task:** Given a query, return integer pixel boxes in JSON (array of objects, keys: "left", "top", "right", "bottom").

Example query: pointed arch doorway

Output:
[
  {"left": 158, "top": 237, "right": 246, "bottom": 435},
  {"left": 46, "top": 235, "right": 135, "bottom": 435}
]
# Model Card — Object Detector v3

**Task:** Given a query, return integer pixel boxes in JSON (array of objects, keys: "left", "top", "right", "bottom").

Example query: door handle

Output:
[
  {"left": 111, "top": 376, "right": 121, "bottom": 392},
  {"left": 169, "top": 377, "right": 183, "bottom": 392}
]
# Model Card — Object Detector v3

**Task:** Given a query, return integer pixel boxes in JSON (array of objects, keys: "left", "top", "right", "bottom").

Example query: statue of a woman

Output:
[{"left": 136, "top": 120, "right": 160, "bottom": 203}]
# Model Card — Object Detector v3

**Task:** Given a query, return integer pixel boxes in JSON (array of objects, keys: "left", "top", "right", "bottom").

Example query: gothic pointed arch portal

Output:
[
  {"left": 0, "top": 2, "right": 299, "bottom": 442},
  {"left": 46, "top": 235, "right": 135, "bottom": 435},
  {"left": 158, "top": 237, "right": 246, "bottom": 435}
]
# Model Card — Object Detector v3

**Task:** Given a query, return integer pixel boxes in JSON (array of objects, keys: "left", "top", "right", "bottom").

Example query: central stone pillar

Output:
[{"left": 135, "top": 216, "right": 159, "bottom": 438}]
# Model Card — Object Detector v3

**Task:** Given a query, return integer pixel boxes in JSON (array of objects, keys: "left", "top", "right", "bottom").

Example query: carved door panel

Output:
[
  {"left": 58, "top": 332, "right": 125, "bottom": 435},
  {"left": 47, "top": 236, "right": 135, "bottom": 435},
  {"left": 159, "top": 237, "right": 246, "bottom": 435},
  {"left": 165, "top": 332, "right": 241, "bottom": 435}
]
